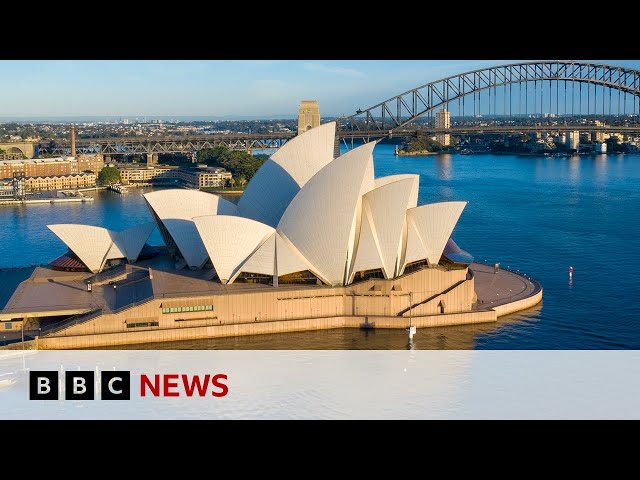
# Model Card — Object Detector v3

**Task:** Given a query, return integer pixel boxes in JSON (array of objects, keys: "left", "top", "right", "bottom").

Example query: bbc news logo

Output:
[
  {"left": 30, "top": 371, "right": 131, "bottom": 400},
  {"left": 29, "top": 371, "right": 228, "bottom": 400}
]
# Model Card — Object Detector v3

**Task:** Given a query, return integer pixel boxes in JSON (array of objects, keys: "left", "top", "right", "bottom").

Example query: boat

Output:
[
  {"left": 460, "top": 149, "right": 472, "bottom": 155},
  {"left": 107, "top": 184, "right": 128, "bottom": 194}
]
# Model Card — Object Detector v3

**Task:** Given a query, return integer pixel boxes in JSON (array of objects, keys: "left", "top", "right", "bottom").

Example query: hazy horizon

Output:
[{"left": 2, "top": 60, "right": 640, "bottom": 120}]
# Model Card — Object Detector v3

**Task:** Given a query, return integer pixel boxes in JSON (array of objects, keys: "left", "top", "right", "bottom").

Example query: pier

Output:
[
  {"left": 107, "top": 184, "right": 128, "bottom": 194},
  {"left": 0, "top": 197, "right": 94, "bottom": 206}
]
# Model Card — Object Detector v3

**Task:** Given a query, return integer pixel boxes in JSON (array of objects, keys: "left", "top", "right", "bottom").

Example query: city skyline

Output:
[{"left": 3, "top": 59, "right": 640, "bottom": 120}]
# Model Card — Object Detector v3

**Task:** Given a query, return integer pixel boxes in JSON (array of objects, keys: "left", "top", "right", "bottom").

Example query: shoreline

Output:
[
  {"left": 397, "top": 150, "right": 440, "bottom": 156},
  {"left": 112, "top": 184, "right": 245, "bottom": 195}
]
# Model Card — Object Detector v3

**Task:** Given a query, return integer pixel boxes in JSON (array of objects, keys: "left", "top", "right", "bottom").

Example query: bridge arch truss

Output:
[{"left": 342, "top": 61, "right": 640, "bottom": 133}]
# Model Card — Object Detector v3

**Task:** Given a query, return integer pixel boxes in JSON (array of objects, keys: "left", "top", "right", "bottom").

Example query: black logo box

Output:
[{"left": 29, "top": 371, "right": 130, "bottom": 400}]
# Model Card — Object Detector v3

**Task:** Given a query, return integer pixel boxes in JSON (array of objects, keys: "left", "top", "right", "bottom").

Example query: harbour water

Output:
[{"left": 1, "top": 144, "right": 638, "bottom": 349}]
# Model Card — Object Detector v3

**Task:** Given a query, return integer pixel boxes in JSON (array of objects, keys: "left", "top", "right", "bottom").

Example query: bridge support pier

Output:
[{"left": 146, "top": 153, "right": 158, "bottom": 166}]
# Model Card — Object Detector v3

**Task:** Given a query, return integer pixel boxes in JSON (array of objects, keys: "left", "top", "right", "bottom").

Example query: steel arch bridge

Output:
[
  {"left": 36, "top": 61, "right": 640, "bottom": 158},
  {"left": 341, "top": 61, "right": 640, "bottom": 133}
]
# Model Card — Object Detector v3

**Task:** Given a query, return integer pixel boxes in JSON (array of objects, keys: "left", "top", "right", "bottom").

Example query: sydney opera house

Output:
[
  {"left": 1, "top": 122, "right": 542, "bottom": 349},
  {"left": 48, "top": 122, "right": 472, "bottom": 285}
]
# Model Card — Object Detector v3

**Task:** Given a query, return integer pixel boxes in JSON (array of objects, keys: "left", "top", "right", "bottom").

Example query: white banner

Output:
[{"left": 1, "top": 350, "right": 639, "bottom": 419}]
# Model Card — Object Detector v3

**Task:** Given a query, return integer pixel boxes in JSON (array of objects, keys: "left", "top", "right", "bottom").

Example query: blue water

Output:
[
  {"left": 0, "top": 187, "right": 164, "bottom": 268},
  {"left": 370, "top": 146, "right": 640, "bottom": 349},
  {"left": 1, "top": 145, "right": 638, "bottom": 348}
]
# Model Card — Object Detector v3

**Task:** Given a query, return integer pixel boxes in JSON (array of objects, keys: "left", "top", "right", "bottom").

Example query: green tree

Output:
[
  {"left": 98, "top": 166, "right": 121, "bottom": 185},
  {"left": 605, "top": 136, "right": 624, "bottom": 153},
  {"left": 197, "top": 146, "right": 267, "bottom": 184},
  {"left": 402, "top": 135, "right": 443, "bottom": 153}
]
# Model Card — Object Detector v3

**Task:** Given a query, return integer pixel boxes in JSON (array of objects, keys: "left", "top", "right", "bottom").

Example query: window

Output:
[
  {"left": 127, "top": 321, "right": 159, "bottom": 329},
  {"left": 161, "top": 305, "right": 213, "bottom": 314}
]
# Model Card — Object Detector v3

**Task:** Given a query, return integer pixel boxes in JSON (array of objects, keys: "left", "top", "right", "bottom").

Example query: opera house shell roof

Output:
[{"left": 48, "top": 122, "right": 470, "bottom": 286}]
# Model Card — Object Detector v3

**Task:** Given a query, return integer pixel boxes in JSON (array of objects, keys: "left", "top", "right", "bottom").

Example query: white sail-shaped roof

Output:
[
  {"left": 275, "top": 233, "right": 316, "bottom": 278},
  {"left": 277, "top": 141, "right": 376, "bottom": 286},
  {"left": 48, "top": 224, "right": 117, "bottom": 273},
  {"left": 362, "top": 154, "right": 376, "bottom": 195},
  {"left": 115, "top": 222, "right": 155, "bottom": 262},
  {"left": 352, "top": 177, "right": 415, "bottom": 279},
  {"left": 193, "top": 215, "right": 274, "bottom": 284},
  {"left": 48, "top": 222, "right": 157, "bottom": 273},
  {"left": 105, "top": 241, "right": 127, "bottom": 261},
  {"left": 144, "top": 189, "right": 238, "bottom": 269},
  {"left": 350, "top": 208, "right": 382, "bottom": 275},
  {"left": 403, "top": 220, "right": 428, "bottom": 266},
  {"left": 404, "top": 201, "right": 467, "bottom": 268},
  {"left": 238, "top": 232, "right": 276, "bottom": 276},
  {"left": 236, "top": 231, "right": 318, "bottom": 278},
  {"left": 374, "top": 174, "right": 419, "bottom": 208},
  {"left": 238, "top": 122, "right": 336, "bottom": 227}
]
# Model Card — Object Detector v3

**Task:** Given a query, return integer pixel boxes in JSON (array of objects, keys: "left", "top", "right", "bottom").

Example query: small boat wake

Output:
[{"left": 0, "top": 372, "right": 18, "bottom": 389}]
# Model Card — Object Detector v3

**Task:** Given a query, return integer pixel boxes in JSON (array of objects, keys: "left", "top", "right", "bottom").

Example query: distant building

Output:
[
  {"left": 435, "top": 109, "right": 451, "bottom": 146},
  {"left": 0, "top": 180, "right": 13, "bottom": 197},
  {"left": 25, "top": 173, "right": 97, "bottom": 192},
  {"left": 0, "top": 158, "right": 70, "bottom": 179},
  {"left": 119, "top": 166, "right": 178, "bottom": 185},
  {"left": 592, "top": 120, "right": 605, "bottom": 143},
  {"left": 566, "top": 131, "right": 580, "bottom": 151},
  {"left": 298, "top": 100, "right": 320, "bottom": 134},
  {"left": 75, "top": 154, "right": 105, "bottom": 174},
  {"left": 119, "top": 165, "right": 231, "bottom": 189},
  {"left": 0, "top": 154, "right": 104, "bottom": 180},
  {"left": 172, "top": 166, "right": 233, "bottom": 189},
  {"left": 595, "top": 142, "right": 607, "bottom": 154}
]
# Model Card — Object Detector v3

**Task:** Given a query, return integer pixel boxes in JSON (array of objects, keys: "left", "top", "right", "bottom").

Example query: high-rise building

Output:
[
  {"left": 592, "top": 120, "right": 605, "bottom": 143},
  {"left": 435, "top": 109, "right": 451, "bottom": 146},
  {"left": 566, "top": 131, "right": 580, "bottom": 151},
  {"left": 298, "top": 100, "right": 320, "bottom": 134}
]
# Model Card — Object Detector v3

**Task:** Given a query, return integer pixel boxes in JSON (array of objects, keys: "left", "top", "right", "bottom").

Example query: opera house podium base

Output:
[{"left": 1, "top": 257, "right": 541, "bottom": 350}]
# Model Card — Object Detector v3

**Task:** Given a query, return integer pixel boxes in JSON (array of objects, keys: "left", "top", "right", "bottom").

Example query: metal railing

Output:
[{"left": 41, "top": 309, "right": 103, "bottom": 337}]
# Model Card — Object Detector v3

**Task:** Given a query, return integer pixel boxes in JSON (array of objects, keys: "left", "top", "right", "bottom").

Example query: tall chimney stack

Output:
[{"left": 70, "top": 125, "right": 76, "bottom": 157}]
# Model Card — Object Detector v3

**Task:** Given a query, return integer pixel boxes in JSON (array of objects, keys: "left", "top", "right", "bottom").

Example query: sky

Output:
[{"left": 1, "top": 60, "right": 639, "bottom": 120}]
